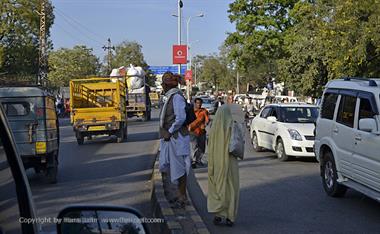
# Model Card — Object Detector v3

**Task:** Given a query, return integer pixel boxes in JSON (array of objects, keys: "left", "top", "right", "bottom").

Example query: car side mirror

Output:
[
  {"left": 57, "top": 205, "right": 150, "bottom": 234},
  {"left": 267, "top": 116, "right": 277, "bottom": 122},
  {"left": 359, "top": 118, "right": 377, "bottom": 133}
]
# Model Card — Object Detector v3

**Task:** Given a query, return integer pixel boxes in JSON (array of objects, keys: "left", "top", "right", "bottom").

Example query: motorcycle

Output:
[{"left": 243, "top": 105, "right": 257, "bottom": 129}]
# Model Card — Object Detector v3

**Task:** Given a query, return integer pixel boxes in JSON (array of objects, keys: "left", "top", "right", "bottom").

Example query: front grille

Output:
[
  {"left": 306, "top": 147, "right": 314, "bottom": 153},
  {"left": 304, "top": 135, "right": 315, "bottom": 141}
]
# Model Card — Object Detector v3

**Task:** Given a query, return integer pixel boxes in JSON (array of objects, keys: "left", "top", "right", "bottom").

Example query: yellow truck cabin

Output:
[{"left": 70, "top": 77, "right": 128, "bottom": 144}]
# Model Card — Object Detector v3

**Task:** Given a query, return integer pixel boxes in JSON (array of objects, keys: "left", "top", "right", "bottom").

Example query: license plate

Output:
[{"left": 88, "top": 126, "right": 106, "bottom": 131}]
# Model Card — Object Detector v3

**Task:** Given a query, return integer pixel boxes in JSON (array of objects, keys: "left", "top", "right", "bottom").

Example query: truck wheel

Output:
[
  {"left": 76, "top": 134, "right": 84, "bottom": 145},
  {"left": 143, "top": 112, "right": 149, "bottom": 122},
  {"left": 123, "top": 125, "right": 128, "bottom": 140},
  {"left": 116, "top": 123, "right": 125, "bottom": 143},
  {"left": 321, "top": 151, "right": 347, "bottom": 197}
]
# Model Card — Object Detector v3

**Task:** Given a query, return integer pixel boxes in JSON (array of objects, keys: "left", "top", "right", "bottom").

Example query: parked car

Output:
[
  {"left": 0, "top": 86, "right": 59, "bottom": 183},
  {"left": 201, "top": 97, "right": 215, "bottom": 114},
  {"left": 250, "top": 103, "right": 318, "bottom": 161},
  {"left": 233, "top": 94, "right": 246, "bottom": 105},
  {"left": 315, "top": 77, "right": 380, "bottom": 201},
  {"left": 0, "top": 104, "right": 150, "bottom": 234}
]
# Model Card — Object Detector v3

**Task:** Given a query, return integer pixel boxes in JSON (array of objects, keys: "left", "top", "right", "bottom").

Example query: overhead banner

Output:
[{"left": 173, "top": 45, "right": 187, "bottom": 64}]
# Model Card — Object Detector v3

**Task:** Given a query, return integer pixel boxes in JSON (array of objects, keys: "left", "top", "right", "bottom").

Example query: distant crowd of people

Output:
[{"left": 55, "top": 96, "right": 70, "bottom": 118}]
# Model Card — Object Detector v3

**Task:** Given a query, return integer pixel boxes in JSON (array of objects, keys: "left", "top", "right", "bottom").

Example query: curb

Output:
[
  {"left": 150, "top": 151, "right": 210, "bottom": 234},
  {"left": 151, "top": 158, "right": 182, "bottom": 234}
]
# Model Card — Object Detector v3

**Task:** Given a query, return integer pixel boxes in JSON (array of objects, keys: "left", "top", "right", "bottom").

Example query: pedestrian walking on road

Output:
[
  {"left": 213, "top": 96, "right": 225, "bottom": 113},
  {"left": 159, "top": 72, "right": 191, "bottom": 208},
  {"left": 189, "top": 98, "right": 209, "bottom": 168},
  {"left": 207, "top": 104, "right": 241, "bottom": 226}
]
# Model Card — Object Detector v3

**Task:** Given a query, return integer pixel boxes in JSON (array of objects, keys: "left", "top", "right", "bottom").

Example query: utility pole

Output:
[
  {"left": 102, "top": 38, "right": 115, "bottom": 75},
  {"left": 37, "top": 0, "right": 47, "bottom": 87}
]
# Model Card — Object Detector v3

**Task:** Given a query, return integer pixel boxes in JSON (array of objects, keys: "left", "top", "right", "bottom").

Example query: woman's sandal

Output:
[
  {"left": 171, "top": 199, "right": 186, "bottom": 209},
  {"left": 226, "top": 218, "right": 234, "bottom": 227},
  {"left": 213, "top": 216, "right": 223, "bottom": 225}
]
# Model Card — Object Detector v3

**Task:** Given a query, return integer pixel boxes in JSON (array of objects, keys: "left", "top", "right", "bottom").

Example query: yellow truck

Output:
[{"left": 70, "top": 77, "right": 128, "bottom": 145}]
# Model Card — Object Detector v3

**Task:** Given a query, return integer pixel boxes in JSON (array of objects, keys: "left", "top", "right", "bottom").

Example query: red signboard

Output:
[
  {"left": 173, "top": 45, "right": 187, "bottom": 64},
  {"left": 185, "top": 70, "right": 192, "bottom": 81}
]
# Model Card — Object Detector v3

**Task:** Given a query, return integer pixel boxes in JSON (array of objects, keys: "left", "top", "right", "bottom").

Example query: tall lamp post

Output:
[
  {"left": 186, "top": 13, "right": 204, "bottom": 71},
  {"left": 186, "top": 13, "right": 204, "bottom": 100},
  {"left": 172, "top": 1, "right": 183, "bottom": 74}
]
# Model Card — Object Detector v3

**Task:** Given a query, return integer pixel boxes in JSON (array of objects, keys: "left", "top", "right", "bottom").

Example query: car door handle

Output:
[{"left": 355, "top": 136, "right": 362, "bottom": 141}]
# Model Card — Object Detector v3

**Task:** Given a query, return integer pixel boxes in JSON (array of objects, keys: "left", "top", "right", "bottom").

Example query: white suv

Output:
[
  {"left": 315, "top": 78, "right": 380, "bottom": 201},
  {"left": 250, "top": 103, "right": 318, "bottom": 161}
]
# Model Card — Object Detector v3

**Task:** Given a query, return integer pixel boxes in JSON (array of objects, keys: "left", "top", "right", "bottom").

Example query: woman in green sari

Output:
[{"left": 207, "top": 104, "right": 240, "bottom": 226}]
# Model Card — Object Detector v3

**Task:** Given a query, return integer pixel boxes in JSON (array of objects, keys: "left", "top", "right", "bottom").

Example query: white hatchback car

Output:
[
  {"left": 315, "top": 78, "right": 380, "bottom": 201},
  {"left": 250, "top": 103, "right": 318, "bottom": 161}
]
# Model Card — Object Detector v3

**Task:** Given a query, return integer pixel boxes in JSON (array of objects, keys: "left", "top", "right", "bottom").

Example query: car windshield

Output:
[
  {"left": 280, "top": 107, "right": 318, "bottom": 123},
  {"left": 202, "top": 99, "right": 213, "bottom": 104}
]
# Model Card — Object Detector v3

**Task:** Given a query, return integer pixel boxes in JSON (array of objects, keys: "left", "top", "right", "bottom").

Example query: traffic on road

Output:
[{"left": 1, "top": 1, "right": 380, "bottom": 234}]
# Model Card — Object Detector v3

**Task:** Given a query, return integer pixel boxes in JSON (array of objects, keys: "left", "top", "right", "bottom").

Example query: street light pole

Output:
[
  {"left": 177, "top": 0, "right": 182, "bottom": 75},
  {"left": 186, "top": 13, "right": 203, "bottom": 100},
  {"left": 186, "top": 13, "right": 204, "bottom": 71}
]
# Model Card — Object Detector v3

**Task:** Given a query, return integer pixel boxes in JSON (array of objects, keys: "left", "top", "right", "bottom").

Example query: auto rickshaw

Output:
[{"left": 0, "top": 86, "right": 59, "bottom": 183}]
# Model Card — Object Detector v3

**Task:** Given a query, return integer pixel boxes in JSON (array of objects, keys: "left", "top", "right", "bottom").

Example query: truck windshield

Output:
[{"left": 280, "top": 107, "right": 318, "bottom": 123}]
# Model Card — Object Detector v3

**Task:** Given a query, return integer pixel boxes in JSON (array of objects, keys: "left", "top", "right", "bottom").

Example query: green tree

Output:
[
  {"left": 105, "top": 40, "right": 156, "bottom": 86},
  {"left": 48, "top": 45, "right": 100, "bottom": 88},
  {"left": 198, "top": 55, "right": 234, "bottom": 90},
  {"left": 0, "top": 0, "right": 54, "bottom": 82},
  {"left": 279, "top": 0, "right": 380, "bottom": 97},
  {"left": 226, "top": 0, "right": 297, "bottom": 85}
]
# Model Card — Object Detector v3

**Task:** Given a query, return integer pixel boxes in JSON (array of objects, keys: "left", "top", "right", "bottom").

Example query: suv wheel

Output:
[
  {"left": 276, "top": 138, "right": 288, "bottom": 161},
  {"left": 321, "top": 151, "right": 347, "bottom": 197}
]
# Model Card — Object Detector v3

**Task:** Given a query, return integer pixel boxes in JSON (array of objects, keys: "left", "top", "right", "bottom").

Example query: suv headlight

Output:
[{"left": 288, "top": 129, "right": 302, "bottom": 141}]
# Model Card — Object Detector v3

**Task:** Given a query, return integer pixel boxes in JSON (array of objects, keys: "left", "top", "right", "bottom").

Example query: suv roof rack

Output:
[{"left": 343, "top": 77, "right": 378, "bottom": 87}]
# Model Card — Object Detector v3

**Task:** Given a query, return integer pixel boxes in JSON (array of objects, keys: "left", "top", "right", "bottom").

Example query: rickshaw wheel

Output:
[
  {"left": 47, "top": 167, "right": 57, "bottom": 184},
  {"left": 46, "top": 151, "right": 58, "bottom": 184},
  {"left": 34, "top": 167, "right": 41, "bottom": 174}
]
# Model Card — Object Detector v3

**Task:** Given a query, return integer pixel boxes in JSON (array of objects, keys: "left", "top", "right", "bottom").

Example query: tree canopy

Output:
[
  {"left": 106, "top": 40, "right": 156, "bottom": 86},
  {"left": 0, "top": 0, "right": 54, "bottom": 82},
  {"left": 226, "top": 0, "right": 380, "bottom": 97},
  {"left": 48, "top": 45, "right": 100, "bottom": 88},
  {"left": 193, "top": 53, "right": 235, "bottom": 91}
]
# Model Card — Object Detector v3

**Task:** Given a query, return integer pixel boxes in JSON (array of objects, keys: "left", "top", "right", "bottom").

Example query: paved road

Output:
[
  {"left": 28, "top": 111, "right": 160, "bottom": 232},
  {"left": 190, "top": 124, "right": 380, "bottom": 234}
]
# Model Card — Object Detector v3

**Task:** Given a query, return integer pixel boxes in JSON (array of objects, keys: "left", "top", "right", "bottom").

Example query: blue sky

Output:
[{"left": 50, "top": 0, "right": 235, "bottom": 66}]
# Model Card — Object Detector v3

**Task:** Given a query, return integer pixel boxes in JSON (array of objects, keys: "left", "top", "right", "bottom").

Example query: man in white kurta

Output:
[{"left": 159, "top": 72, "right": 191, "bottom": 208}]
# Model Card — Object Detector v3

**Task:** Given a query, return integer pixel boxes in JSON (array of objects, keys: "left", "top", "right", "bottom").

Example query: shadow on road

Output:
[
  {"left": 190, "top": 160, "right": 380, "bottom": 234},
  {"left": 126, "top": 131, "right": 158, "bottom": 143}
]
